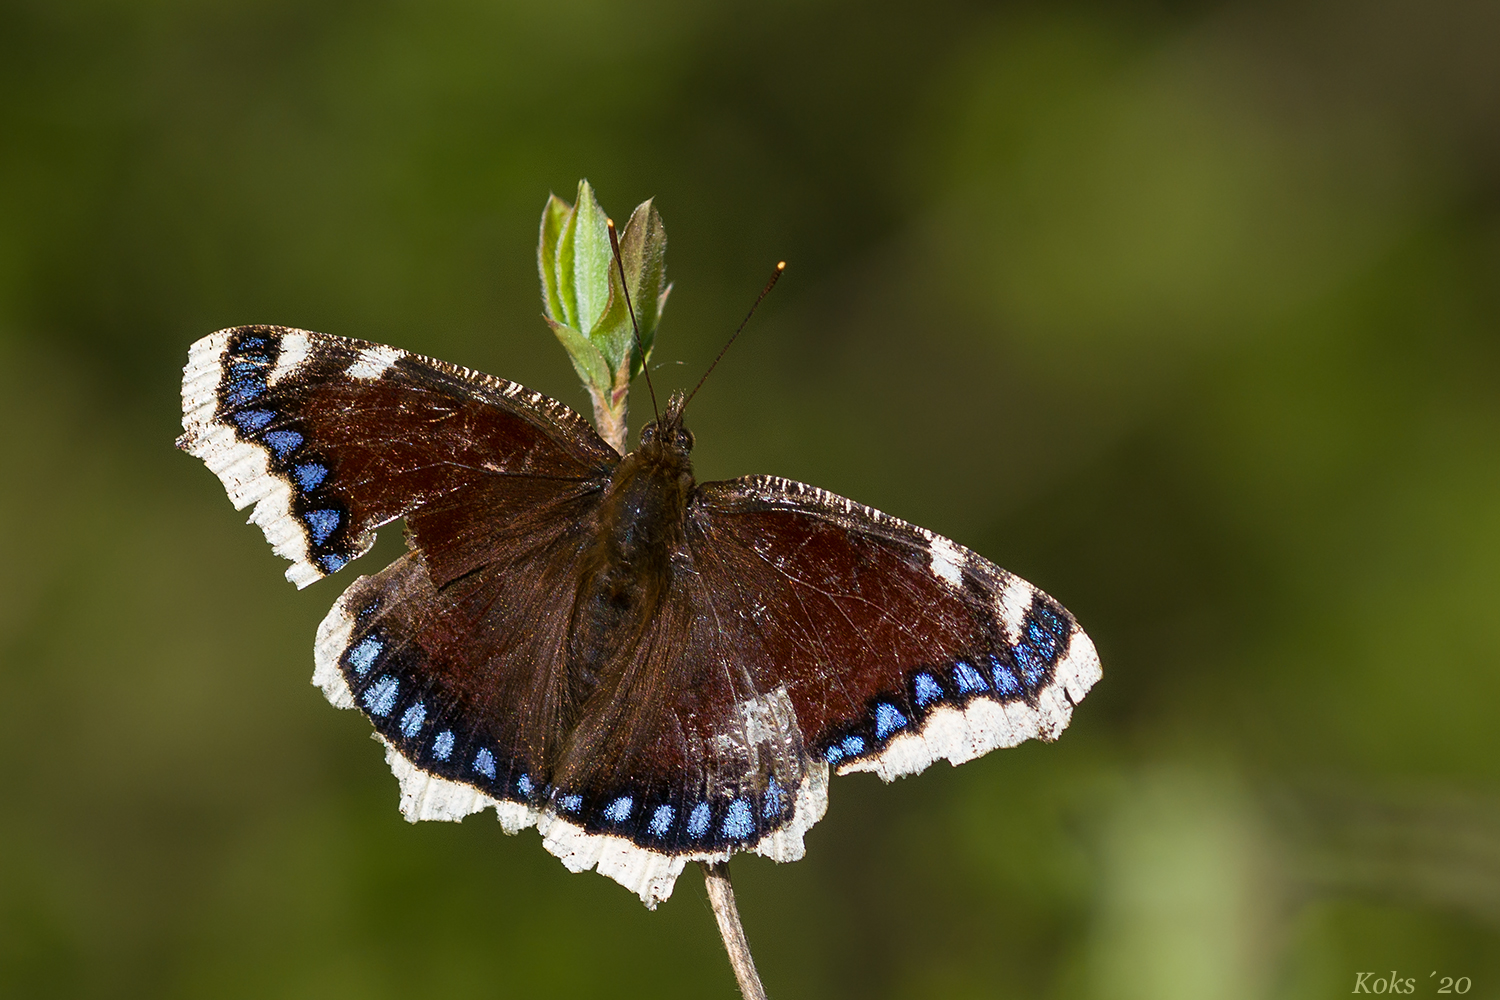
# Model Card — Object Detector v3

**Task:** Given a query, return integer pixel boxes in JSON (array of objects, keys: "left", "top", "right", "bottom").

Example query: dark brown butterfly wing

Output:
[
  {"left": 683, "top": 475, "right": 1101, "bottom": 782},
  {"left": 313, "top": 474, "right": 602, "bottom": 816},
  {"left": 179, "top": 326, "right": 616, "bottom": 587}
]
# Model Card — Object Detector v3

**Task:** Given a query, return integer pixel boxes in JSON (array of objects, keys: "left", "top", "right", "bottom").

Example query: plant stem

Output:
[{"left": 701, "top": 861, "right": 768, "bottom": 1000}]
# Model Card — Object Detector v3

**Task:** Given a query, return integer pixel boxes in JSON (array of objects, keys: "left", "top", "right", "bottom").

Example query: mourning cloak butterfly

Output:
[{"left": 178, "top": 325, "right": 1101, "bottom": 906}]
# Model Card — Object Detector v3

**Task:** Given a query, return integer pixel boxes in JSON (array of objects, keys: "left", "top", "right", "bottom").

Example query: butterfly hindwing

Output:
[
  {"left": 313, "top": 475, "right": 606, "bottom": 806},
  {"left": 311, "top": 480, "right": 825, "bottom": 906},
  {"left": 179, "top": 326, "right": 616, "bottom": 587},
  {"left": 686, "top": 475, "right": 1102, "bottom": 782},
  {"left": 543, "top": 553, "right": 829, "bottom": 865}
]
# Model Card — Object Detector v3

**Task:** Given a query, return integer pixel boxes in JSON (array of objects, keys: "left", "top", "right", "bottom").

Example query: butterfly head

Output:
[{"left": 637, "top": 391, "right": 695, "bottom": 464}]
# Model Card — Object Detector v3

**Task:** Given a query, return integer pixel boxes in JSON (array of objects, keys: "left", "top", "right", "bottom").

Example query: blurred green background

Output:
[{"left": 3, "top": 1, "right": 1499, "bottom": 997}]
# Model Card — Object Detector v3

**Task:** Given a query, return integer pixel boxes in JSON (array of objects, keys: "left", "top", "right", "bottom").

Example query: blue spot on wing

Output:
[
  {"left": 262, "top": 429, "right": 302, "bottom": 458},
  {"left": 320, "top": 553, "right": 346, "bottom": 573},
  {"left": 1007, "top": 601, "right": 1071, "bottom": 689},
  {"left": 648, "top": 804, "right": 675, "bottom": 836},
  {"left": 841, "top": 735, "right": 866, "bottom": 757},
  {"left": 559, "top": 793, "right": 582, "bottom": 813},
  {"left": 874, "top": 703, "right": 908, "bottom": 739},
  {"left": 474, "top": 748, "right": 496, "bottom": 779},
  {"left": 913, "top": 672, "right": 942, "bottom": 706},
  {"left": 362, "top": 676, "right": 398, "bottom": 717},
  {"left": 763, "top": 777, "right": 786, "bottom": 818},
  {"left": 953, "top": 661, "right": 988, "bottom": 694},
  {"left": 722, "top": 799, "right": 753, "bottom": 839},
  {"left": 602, "top": 796, "right": 633, "bottom": 823},
  {"left": 294, "top": 462, "right": 328, "bottom": 490},
  {"left": 687, "top": 802, "right": 711, "bottom": 837},
  {"left": 347, "top": 637, "right": 381, "bottom": 676},
  {"left": 1029, "top": 604, "right": 1068, "bottom": 655},
  {"left": 1014, "top": 645, "right": 1047, "bottom": 687},
  {"left": 304, "top": 509, "right": 340, "bottom": 544},
  {"left": 517, "top": 774, "right": 534, "bottom": 797},
  {"left": 399, "top": 701, "right": 425, "bottom": 738},
  {"left": 232, "top": 409, "right": 274, "bottom": 433},
  {"left": 432, "top": 730, "right": 455, "bottom": 760},
  {"left": 990, "top": 656, "right": 1022, "bottom": 695},
  {"left": 223, "top": 377, "right": 264, "bottom": 406}
]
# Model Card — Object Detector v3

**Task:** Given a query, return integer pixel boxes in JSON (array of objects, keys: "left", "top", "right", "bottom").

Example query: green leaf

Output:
[
  {"left": 544, "top": 316, "right": 610, "bottom": 393},
  {"left": 554, "top": 197, "right": 580, "bottom": 330},
  {"left": 533, "top": 181, "right": 672, "bottom": 451},
  {"left": 617, "top": 199, "right": 669, "bottom": 376},
  {"left": 570, "top": 179, "right": 614, "bottom": 336},
  {"left": 538, "top": 193, "right": 572, "bottom": 325},
  {"left": 587, "top": 272, "right": 635, "bottom": 386}
]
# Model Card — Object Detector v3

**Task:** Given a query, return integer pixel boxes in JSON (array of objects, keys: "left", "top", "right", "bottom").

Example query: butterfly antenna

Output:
[
  {"left": 607, "top": 218, "right": 660, "bottom": 424},
  {"left": 684, "top": 260, "right": 786, "bottom": 410}
]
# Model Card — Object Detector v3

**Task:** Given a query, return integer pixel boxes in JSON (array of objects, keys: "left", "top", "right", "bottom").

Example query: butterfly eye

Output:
[
  {"left": 640, "top": 425, "right": 657, "bottom": 444},
  {"left": 674, "top": 428, "right": 694, "bottom": 452}
]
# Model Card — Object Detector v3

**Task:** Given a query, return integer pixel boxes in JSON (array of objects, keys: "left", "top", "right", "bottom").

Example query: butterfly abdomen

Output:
[{"left": 561, "top": 424, "right": 696, "bottom": 714}]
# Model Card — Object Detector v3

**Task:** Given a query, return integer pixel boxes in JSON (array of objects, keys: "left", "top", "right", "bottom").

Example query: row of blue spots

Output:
[
  {"left": 433, "top": 730, "right": 455, "bottom": 761},
  {"left": 399, "top": 701, "right": 426, "bottom": 738},
  {"left": 219, "top": 340, "right": 347, "bottom": 574},
  {"left": 474, "top": 748, "right": 496, "bottom": 779},
  {"left": 1013, "top": 604, "right": 1068, "bottom": 686},
  {"left": 956, "top": 657, "right": 1023, "bottom": 698},
  {"left": 363, "top": 675, "right": 398, "bottom": 717},
  {"left": 517, "top": 786, "right": 794, "bottom": 842}
]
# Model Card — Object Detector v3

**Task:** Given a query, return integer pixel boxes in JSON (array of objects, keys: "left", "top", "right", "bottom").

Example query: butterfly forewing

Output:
[
  {"left": 179, "top": 326, "right": 616, "bottom": 587},
  {"left": 687, "top": 476, "right": 1101, "bottom": 782}
]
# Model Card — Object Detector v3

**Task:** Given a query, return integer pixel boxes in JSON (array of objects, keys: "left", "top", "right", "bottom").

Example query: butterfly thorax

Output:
[
  {"left": 564, "top": 405, "right": 695, "bottom": 676},
  {"left": 593, "top": 427, "right": 694, "bottom": 589}
]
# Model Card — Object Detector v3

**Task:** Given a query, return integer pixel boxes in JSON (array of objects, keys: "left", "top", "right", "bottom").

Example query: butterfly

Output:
[{"left": 178, "top": 325, "right": 1101, "bottom": 907}]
